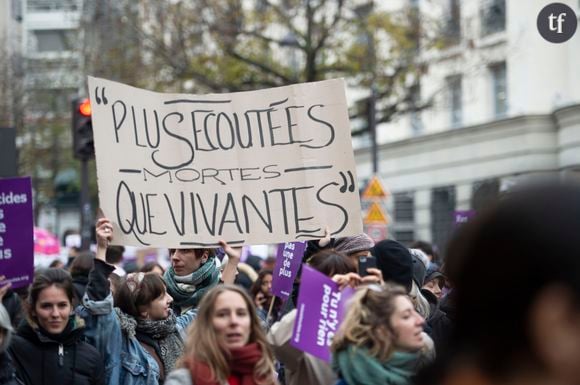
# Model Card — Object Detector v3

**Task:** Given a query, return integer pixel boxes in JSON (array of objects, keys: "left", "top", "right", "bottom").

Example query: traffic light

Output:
[{"left": 71, "top": 98, "right": 94, "bottom": 160}]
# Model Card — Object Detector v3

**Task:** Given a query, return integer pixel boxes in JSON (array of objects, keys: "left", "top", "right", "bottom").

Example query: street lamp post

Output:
[
  {"left": 80, "top": 158, "right": 92, "bottom": 251},
  {"left": 355, "top": 1, "right": 378, "bottom": 175},
  {"left": 369, "top": 85, "right": 378, "bottom": 174}
]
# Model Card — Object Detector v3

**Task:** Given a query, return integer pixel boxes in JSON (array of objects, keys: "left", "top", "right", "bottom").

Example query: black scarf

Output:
[{"left": 136, "top": 311, "right": 183, "bottom": 375}]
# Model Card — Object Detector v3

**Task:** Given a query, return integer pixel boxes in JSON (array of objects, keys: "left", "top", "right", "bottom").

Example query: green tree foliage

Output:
[{"left": 83, "top": 0, "right": 434, "bottom": 125}]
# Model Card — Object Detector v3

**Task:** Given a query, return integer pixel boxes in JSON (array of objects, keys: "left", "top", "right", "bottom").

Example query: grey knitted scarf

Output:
[
  {"left": 136, "top": 310, "right": 183, "bottom": 375},
  {"left": 115, "top": 308, "right": 184, "bottom": 375}
]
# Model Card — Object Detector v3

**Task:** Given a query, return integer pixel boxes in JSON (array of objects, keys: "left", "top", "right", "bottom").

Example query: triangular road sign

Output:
[
  {"left": 362, "top": 176, "right": 388, "bottom": 199},
  {"left": 364, "top": 202, "right": 388, "bottom": 224}
]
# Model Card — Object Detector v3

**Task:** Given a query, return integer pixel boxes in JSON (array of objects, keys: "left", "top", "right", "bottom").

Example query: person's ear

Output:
[
  {"left": 530, "top": 285, "right": 580, "bottom": 382},
  {"left": 201, "top": 250, "right": 209, "bottom": 264},
  {"left": 138, "top": 305, "right": 149, "bottom": 320}
]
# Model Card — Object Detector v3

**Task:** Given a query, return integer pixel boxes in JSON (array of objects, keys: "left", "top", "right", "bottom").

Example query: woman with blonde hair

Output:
[
  {"left": 331, "top": 283, "right": 427, "bottom": 385},
  {"left": 165, "top": 284, "right": 277, "bottom": 385}
]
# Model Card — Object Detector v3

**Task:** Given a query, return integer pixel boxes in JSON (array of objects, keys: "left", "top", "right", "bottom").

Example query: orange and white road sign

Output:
[
  {"left": 364, "top": 201, "right": 388, "bottom": 224},
  {"left": 362, "top": 176, "right": 388, "bottom": 200}
]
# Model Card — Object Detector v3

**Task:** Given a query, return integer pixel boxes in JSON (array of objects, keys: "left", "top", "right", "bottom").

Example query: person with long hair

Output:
[
  {"left": 79, "top": 218, "right": 199, "bottom": 385},
  {"left": 331, "top": 283, "right": 428, "bottom": 385},
  {"left": 250, "top": 270, "right": 281, "bottom": 325},
  {"left": 165, "top": 284, "right": 278, "bottom": 385},
  {"left": 0, "top": 293, "right": 16, "bottom": 385},
  {"left": 8, "top": 269, "right": 104, "bottom": 385},
  {"left": 268, "top": 249, "right": 363, "bottom": 385}
]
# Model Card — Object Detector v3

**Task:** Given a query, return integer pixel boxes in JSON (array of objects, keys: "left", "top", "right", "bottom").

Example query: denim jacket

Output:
[{"left": 78, "top": 260, "right": 197, "bottom": 385}]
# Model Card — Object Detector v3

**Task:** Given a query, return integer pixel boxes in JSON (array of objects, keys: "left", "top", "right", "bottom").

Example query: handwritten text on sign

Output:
[{"left": 88, "top": 77, "right": 362, "bottom": 247}]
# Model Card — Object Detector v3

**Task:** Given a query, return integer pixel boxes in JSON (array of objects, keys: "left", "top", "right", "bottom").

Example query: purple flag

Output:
[
  {"left": 290, "top": 265, "right": 355, "bottom": 362},
  {"left": 0, "top": 177, "right": 34, "bottom": 289},
  {"left": 271, "top": 241, "right": 306, "bottom": 300},
  {"left": 454, "top": 210, "right": 476, "bottom": 226}
]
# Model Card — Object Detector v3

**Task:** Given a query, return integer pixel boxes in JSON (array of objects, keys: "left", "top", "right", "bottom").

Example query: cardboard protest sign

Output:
[
  {"left": 0, "top": 177, "right": 34, "bottom": 288},
  {"left": 271, "top": 241, "right": 306, "bottom": 300},
  {"left": 290, "top": 265, "right": 354, "bottom": 362},
  {"left": 88, "top": 77, "right": 362, "bottom": 248}
]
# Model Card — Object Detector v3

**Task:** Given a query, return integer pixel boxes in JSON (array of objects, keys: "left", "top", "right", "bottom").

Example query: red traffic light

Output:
[{"left": 78, "top": 98, "right": 91, "bottom": 117}]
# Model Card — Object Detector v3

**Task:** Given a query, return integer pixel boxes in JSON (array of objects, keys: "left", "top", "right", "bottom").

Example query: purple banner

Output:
[
  {"left": 454, "top": 210, "right": 476, "bottom": 226},
  {"left": 0, "top": 177, "right": 34, "bottom": 289},
  {"left": 271, "top": 241, "right": 306, "bottom": 300},
  {"left": 290, "top": 265, "right": 354, "bottom": 362}
]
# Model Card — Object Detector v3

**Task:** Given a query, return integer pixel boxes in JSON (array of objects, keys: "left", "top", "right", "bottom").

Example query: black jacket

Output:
[
  {"left": 8, "top": 320, "right": 104, "bottom": 385},
  {"left": 422, "top": 289, "right": 453, "bottom": 353},
  {"left": 72, "top": 275, "right": 89, "bottom": 307},
  {"left": 0, "top": 352, "right": 17, "bottom": 385},
  {"left": 1, "top": 291, "right": 23, "bottom": 330}
]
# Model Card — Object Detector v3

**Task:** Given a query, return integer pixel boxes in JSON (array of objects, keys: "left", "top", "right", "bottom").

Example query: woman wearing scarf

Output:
[
  {"left": 79, "top": 218, "right": 199, "bottom": 385},
  {"left": 165, "top": 285, "right": 278, "bottom": 385},
  {"left": 331, "top": 283, "right": 428, "bottom": 385},
  {"left": 7, "top": 269, "right": 104, "bottom": 385}
]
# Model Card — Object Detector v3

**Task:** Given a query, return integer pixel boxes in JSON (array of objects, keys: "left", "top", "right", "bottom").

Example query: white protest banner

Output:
[{"left": 88, "top": 77, "right": 362, "bottom": 248}]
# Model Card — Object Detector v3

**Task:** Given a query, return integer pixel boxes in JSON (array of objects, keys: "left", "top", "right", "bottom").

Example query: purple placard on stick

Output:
[
  {"left": 454, "top": 210, "right": 476, "bottom": 226},
  {"left": 0, "top": 177, "right": 34, "bottom": 289},
  {"left": 290, "top": 265, "right": 355, "bottom": 362},
  {"left": 271, "top": 241, "right": 306, "bottom": 300}
]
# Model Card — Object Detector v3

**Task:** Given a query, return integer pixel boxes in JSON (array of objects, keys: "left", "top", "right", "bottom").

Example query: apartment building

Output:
[{"left": 354, "top": 0, "right": 580, "bottom": 253}]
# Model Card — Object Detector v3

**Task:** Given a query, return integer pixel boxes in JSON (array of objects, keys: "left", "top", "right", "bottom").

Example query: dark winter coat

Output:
[
  {"left": 8, "top": 319, "right": 104, "bottom": 385},
  {"left": 422, "top": 289, "right": 453, "bottom": 353},
  {"left": 1, "top": 291, "right": 23, "bottom": 330},
  {"left": 0, "top": 353, "right": 17, "bottom": 385},
  {"left": 72, "top": 274, "right": 89, "bottom": 307}
]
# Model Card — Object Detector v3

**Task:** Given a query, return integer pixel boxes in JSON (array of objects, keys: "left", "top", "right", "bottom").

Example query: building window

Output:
[
  {"left": 394, "top": 192, "right": 415, "bottom": 222},
  {"left": 472, "top": 179, "right": 500, "bottom": 211},
  {"left": 11, "top": 0, "right": 22, "bottom": 21},
  {"left": 27, "top": 0, "right": 77, "bottom": 11},
  {"left": 33, "top": 29, "right": 75, "bottom": 53},
  {"left": 431, "top": 186, "right": 456, "bottom": 259},
  {"left": 29, "top": 88, "right": 76, "bottom": 114},
  {"left": 394, "top": 230, "right": 415, "bottom": 246},
  {"left": 410, "top": 84, "right": 423, "bottom": 135},
  {"left": 447, "top": 75, "right": 462, "bottom": 127},
  {"left": 442, "top": 0, "right": 461, "bottom": 46},
  {"left": 481, "top": 0, "right": 506, "bottom": 36},
  {"left": 490, "top": 62, "right": 507, "bottom": 117}
]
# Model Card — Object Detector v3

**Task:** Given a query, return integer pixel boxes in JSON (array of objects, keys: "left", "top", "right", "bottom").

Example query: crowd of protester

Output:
[{"left": 1, "top": 181, "right": 579, "bottom": 385}]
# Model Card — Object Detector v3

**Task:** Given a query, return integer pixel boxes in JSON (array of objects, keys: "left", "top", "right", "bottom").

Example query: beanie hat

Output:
[
  {"left": 0, "top": 303, "right": 13, "bottom": 352},
  {"left": 424, "top": 264, "right": 445, "bottom": 285},
  {"left": 371, "top": 239, "right": 413, "bottom": 291},
  {"left": 409, "top": 248, "right": 429, "bottom": 286},
  {"left": 334, "top": 233, "right": 375, "bottom": 256}
]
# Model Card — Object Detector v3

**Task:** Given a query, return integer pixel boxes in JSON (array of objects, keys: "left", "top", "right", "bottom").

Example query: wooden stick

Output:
[{"left": 266, "top": 295, "right": 276, "bottom": 321}]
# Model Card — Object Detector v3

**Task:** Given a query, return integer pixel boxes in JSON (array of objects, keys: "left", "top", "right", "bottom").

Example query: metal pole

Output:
[
  {"left": 80, "top": 158, "right": 92, "bottom": 251},
  {"left": 369, "top": 85, "right": 378, "bottom": 174},
  {"left": 368, "top": 10, "right": 378, "bottom": 175}
]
